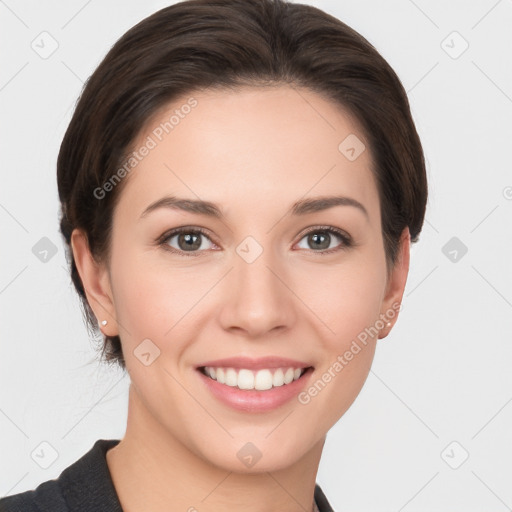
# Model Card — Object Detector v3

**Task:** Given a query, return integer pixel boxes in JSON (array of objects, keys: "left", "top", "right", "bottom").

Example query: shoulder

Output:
[
  {"left": 0, "top": 478, "right": 66, "bottom": 512},
  {"left": 0, "top": 439, "right": 122, "bottom": 512}
]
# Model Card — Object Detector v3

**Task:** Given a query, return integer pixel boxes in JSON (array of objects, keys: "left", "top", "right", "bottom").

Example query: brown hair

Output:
[{"left": 57, "top": 0, "right": 428, "bottom": 370}]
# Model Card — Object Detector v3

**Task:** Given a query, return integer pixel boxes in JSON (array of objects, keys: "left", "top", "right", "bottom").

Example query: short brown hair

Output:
[{"left": 57, "top": 0, "right": 428, "bottom": 370}]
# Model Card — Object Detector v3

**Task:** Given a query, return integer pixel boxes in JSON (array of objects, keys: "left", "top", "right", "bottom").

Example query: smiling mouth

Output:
[{"left": 198, "top": 366, "right": 313, "bottom": 391}]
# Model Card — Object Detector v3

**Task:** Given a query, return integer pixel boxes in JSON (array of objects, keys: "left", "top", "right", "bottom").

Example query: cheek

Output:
[
  {"left": 110, "top": 251, "right": 218, "bottom": 362},
  {"left": 294, "top": 264, "right": 383, "bottom": 424},
  {"left": 292, "top": 256, "right": 386, "bottom": 348}
]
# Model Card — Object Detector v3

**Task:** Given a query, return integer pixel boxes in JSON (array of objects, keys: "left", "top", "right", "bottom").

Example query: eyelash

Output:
[{"left": 157, "top": 225, "right": 353, "bottom": 257}]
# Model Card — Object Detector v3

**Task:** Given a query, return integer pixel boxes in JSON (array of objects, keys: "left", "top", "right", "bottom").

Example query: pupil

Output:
[
  {"left": 310, "top": 232, "right": 329, "bottom": 250},
  {"left": 179, "top": 233, "right": 200, "bottom": 251}
]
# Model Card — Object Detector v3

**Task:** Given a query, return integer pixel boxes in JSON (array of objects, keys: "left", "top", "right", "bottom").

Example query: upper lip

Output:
[{"left": 196, "top": 356, "right": 313, "bottom": 371}]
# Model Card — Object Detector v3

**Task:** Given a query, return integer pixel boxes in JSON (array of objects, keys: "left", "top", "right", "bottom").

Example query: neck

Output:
[{"left": 106, "top": 384, "right": 324, "bottom": 512}]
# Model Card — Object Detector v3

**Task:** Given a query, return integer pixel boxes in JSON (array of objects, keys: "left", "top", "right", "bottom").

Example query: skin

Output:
[{"left": 72, "top": 84, "right": 410, "bottom": 512}]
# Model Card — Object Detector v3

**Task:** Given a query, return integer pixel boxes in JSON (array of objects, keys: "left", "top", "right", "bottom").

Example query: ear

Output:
[
  {"left": 71, "top": 228, "right": 117, "bottom": 336},
  {"left": 378, "top": 227, "right": 410, "bottom": 340}
]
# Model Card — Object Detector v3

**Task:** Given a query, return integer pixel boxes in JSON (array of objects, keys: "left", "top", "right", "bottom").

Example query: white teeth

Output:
[
  {"left": 283, "top": 368, "right": 294, "bottom": 384},
  {"left": 238, "top": 369, "right": 255, "bottom": 390},
  {"left": 272, "top": 368, "right": 284, "bottom": 387},
  {"left": 225, "top": 368, "right": 238, "bottom": 387},
  {"left": 254, "top": 369, "right": 273, "bottom": 390},
  {"left": 216, "top": 368, "right": 225, "bottom": 384},
  {"left": 202, "top": 366, "right": 307, "bottom": 390}
]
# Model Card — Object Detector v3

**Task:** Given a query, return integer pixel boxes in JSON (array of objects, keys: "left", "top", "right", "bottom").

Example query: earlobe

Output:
[
  {"left": 378, "top": 227, "right": 410, "bottom": 340},
  {"left": 70, "top": 228, "right": 117, "bottom": 335}
]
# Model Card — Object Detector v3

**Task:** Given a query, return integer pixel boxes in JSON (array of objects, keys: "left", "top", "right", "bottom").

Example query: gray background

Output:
[{"left": 1, "top": 1, "right": 511, "bottom": 510}]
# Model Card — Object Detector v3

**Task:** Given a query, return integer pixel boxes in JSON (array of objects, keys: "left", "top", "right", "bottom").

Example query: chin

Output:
[{"left": 195, "top": 433, "right": 317, "bottom": 474}]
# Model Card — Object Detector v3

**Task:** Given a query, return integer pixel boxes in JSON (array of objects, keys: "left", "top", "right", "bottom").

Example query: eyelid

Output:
[{"left": 295, "top": 224, "right": 351, "bottom": 240}]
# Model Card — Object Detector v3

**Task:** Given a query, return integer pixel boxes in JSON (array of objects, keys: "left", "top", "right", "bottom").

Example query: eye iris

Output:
[
  {"left": 178, "top": 232, "right": 201, "bottom": 251},
  {"left": 309, "top": 231, "right": 330, "bottom": 250}
]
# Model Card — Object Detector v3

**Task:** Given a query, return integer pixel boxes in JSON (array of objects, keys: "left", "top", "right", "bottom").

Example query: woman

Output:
[{"left": 0, "top": 0, "right": 427, "bottom": 510}]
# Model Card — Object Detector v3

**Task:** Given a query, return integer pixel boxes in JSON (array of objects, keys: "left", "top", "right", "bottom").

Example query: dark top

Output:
[{"left": 0, "top": 439, "right": 335, "bottom": 512}]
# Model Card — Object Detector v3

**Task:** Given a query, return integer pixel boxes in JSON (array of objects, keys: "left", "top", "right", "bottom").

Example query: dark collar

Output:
[{"left": 59, "top": 439, "right": 124, "bottom": 511}]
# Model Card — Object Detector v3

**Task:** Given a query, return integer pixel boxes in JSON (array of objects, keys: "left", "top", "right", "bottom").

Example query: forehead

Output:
[{"left": 114, "top": 85, "right": 379, "bottom": 226}]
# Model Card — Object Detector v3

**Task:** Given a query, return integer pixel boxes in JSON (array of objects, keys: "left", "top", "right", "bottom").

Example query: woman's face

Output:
[{"left": 75, "top": 85, "right": 409, "bottom": 472}]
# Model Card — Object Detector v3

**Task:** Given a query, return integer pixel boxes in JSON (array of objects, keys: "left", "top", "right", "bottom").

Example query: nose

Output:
[{"left": 218, "top": 247, "right": 296, "bottom": 338}]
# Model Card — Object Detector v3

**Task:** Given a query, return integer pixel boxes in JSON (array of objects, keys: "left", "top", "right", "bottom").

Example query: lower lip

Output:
[{"left": 197, "top": 367, "right": 314, "bottom": 413}]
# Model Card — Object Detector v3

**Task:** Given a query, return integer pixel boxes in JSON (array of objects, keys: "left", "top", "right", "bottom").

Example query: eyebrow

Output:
[{"left": 139, "top": 195, "right": 369, "bottom": 220}]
